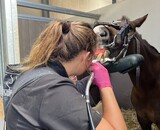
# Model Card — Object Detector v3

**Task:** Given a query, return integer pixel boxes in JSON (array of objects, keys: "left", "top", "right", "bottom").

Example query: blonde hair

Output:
[{"left": 20, "top": 21, "right": 97, "bottom": 71}]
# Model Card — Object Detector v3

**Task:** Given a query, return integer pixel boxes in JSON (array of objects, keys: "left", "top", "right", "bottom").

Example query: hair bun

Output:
[{"left": 62, "top": 21, "right": 70, "bottom": 34}]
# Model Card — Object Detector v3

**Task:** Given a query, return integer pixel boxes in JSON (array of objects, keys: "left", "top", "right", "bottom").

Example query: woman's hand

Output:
[{"left": 89, "top": 62, "right": 112, "bottom": 89}]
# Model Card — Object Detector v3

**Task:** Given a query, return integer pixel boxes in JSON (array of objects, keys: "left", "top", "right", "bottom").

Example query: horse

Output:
[{"left": 93, "top": 14, "right": 160, "bottom": 130}]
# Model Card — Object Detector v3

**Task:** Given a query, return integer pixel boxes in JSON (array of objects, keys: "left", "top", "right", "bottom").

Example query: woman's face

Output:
[
  {"left": 75, "top": 48, "right": 96, "bottom": 76},
  {"left": 74, "top": 51, "right": 93, "bottom": 76}
]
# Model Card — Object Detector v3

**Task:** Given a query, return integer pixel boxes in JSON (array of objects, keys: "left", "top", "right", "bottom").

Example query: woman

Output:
[{"left": 6, "top": 21, "right": 127, "bottom": 130}]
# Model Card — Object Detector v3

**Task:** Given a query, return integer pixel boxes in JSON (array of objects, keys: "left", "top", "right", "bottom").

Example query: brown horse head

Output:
[{"left": 93, "top": 14, "right": 148, "bottom": 60}]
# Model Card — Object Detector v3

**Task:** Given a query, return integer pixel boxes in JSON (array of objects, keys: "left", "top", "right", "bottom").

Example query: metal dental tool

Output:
[{"left": 85, "top": 72, "right": 95, "bottom": 130}]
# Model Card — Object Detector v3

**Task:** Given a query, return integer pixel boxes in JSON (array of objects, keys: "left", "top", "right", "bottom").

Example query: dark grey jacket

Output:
[{"left": 6, "top": 61, "right": 101, "bottom": 130}]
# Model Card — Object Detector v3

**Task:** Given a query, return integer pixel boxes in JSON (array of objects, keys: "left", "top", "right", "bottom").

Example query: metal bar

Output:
[
  {"left": 0, "top": 0, "right": 20, "bottom": 96},
  {"left": 41, "top": 0, "right": 50, "bottom": 17},
  {"left": 18, "top": 14, "right": 51, "bottom": 22},
  {"left": 0, "top": 0, "right": 6, "bottom": 97},
  {"left": 4, "top": 0, "right": 20, "bottom": 64},
  {"left": 17, "top": 0, "right": 100, "bottom": 20},
  {"left": 112, "top": 0, "right": 116, "bottom": 4}
]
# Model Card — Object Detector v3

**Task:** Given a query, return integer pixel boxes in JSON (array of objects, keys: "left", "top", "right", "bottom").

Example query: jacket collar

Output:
[{"left": 48, "top": 60, "right": 68, "bottom": 78}]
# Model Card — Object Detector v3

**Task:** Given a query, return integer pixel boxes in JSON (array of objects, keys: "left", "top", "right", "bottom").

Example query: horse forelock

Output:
[
  {"left": 113, "top": 16, "right": 131, "bottom": 28},
  {"left": 118, "top": 16, "right": 130, "bottom": 23}
]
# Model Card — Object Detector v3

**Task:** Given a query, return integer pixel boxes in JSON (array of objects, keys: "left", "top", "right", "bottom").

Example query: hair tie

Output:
[{"left": 62, "top": 21, "right": 71, "bottom": 34}]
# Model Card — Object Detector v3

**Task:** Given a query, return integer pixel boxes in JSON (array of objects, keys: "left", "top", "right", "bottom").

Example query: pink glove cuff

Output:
[{"left": 98, "top": 83, "right": 112, "bottom": 89}]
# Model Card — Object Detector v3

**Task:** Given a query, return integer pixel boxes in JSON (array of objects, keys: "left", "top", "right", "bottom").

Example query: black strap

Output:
[{"left": 135, "top": 36, "right": 141, "bottom": 87}]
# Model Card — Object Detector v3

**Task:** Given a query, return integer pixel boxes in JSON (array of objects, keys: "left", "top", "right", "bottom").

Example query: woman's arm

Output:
[
  {"left": 96, "top": 88, "right": 127, "bottom": 130},
  {"left": 90, "top": 62, "right": 127, "bottom": 130}
]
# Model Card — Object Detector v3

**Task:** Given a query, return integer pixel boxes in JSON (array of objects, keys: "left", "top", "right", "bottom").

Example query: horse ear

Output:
[{"left": 131, "top": 14, "right": 148, "bottom": 28}]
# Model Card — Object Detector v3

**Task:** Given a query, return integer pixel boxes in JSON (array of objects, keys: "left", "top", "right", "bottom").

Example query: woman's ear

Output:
[
  {"left": 79, "top": 51, "right": 92, "bottom": 63},
  {"left": 84, "top": 51, "right": 91, "bottom": 61}
]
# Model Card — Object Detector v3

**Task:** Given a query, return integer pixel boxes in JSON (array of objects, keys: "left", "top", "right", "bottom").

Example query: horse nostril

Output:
[
  {"left": 100, "top": 33, "right": 104, "bottom": 37},
  {"left": 100, "top": 31, "right": 107, "bottom": 37}
]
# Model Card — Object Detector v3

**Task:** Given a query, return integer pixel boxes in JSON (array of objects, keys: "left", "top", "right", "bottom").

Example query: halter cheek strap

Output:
[{"left": 134, "top": 36, "right": 141, "bottom": 87}]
